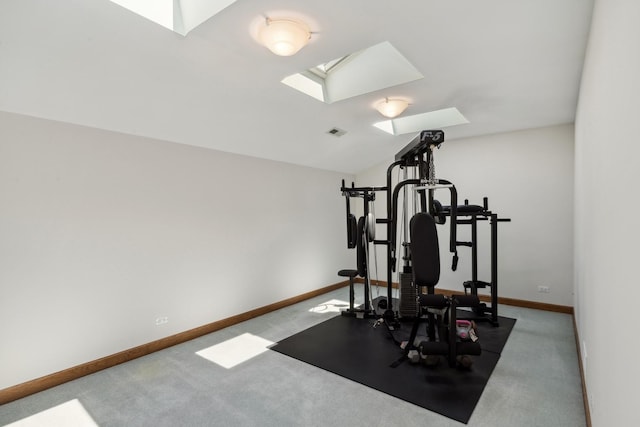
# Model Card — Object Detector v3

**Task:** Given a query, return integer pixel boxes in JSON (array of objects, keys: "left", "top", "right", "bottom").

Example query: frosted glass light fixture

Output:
[
  {"left": 259, "top": 18, "right": 311, "bottom": 56},
  {"left": 375, "top": 98, "right": 409, "bottom": 118}
]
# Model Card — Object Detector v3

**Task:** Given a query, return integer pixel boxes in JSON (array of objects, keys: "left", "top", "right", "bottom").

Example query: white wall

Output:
[
  {"left": 0, "top": 111, "right": 353, "bottom": 390},
  {"left": 356, "top": 124, "right": 575, "bottom": 306},
  {"left": 574, "top": 0, "right": 640, "bottom": 425}
]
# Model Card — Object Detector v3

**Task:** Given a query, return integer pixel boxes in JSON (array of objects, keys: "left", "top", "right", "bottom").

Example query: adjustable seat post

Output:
[{"left": 337, "top": 269, "right": 358, "bottom": 313}]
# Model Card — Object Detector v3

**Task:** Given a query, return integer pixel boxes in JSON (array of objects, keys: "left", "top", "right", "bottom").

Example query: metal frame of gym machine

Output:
[
  {"left": 338, "top": 183, "right": 380, "bottom": 318},
  {"left": 340, "top": 129, "right": 509, "bottom": 326},
  {"left": 435, "top": 196, "right": 511, "bottom": 326}
]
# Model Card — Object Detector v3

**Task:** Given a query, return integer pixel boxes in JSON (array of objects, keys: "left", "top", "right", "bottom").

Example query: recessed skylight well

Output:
[
  {"left": 281, "top": 72, "right": 325, "bottom": 102},
  {"left": 374, "top": 107, "right": 470, "bottom": 136},
  {"left": 282, "top": 41, "right": 423, "bottom": 104},
  {"left": 110, "top": 0, "right": 237, "bottom": 35}
]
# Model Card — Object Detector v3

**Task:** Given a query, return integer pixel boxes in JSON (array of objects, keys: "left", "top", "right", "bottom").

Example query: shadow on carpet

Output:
[{"left": 271, "top": 312, "right": 516, "bottom": 424}]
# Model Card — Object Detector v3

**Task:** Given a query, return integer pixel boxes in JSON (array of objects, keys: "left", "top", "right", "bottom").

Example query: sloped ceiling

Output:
[{"left": 0, "top": 0, "right": 593, "bottom": 173}]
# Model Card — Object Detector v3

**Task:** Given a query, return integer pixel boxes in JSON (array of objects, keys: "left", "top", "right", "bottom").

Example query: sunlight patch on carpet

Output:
[
  {"left": 308, "top": 299, "right": 350, "bottom": 314},
  {"left": 196, "top": 333, "right": 274, "bottom": 369},
  {"left": 5, "top": 399, "right": 99, "bottom": 427}
]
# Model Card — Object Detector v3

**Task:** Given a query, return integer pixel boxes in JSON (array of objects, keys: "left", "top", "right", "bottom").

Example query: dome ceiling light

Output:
[
  {"left": 375, "top": 98, "right": 410, "bottom": 118},
  {"left": 259, "top": 18, "right": 311, "bottom": 56}
]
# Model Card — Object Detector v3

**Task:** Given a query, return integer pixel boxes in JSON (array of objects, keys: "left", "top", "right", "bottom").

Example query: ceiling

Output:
[{"left": 0, "top": 0, "right": 594, "bottom": 174}]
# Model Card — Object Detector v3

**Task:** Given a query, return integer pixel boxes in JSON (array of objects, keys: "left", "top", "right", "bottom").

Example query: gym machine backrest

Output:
[
  {"left": 346, "top": 213, "right": 357, "bottom": 249},
  {"left": 409, "top": 212, "right": 440, "bottom": 293},
  {"left": 344, "top": 185, "right": 358, "bottom": 249}
]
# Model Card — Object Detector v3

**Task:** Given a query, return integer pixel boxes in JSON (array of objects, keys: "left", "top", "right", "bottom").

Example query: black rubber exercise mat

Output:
[{"left": 271, "top": 314, "right": 516, "bottom": 424}]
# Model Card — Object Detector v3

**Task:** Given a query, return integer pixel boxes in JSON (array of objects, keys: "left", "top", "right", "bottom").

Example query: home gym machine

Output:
[
  {"left": 338, "top": 130, "right": 510, "bottom": 356},
  {"left": 339, "top": 130, "right": 457, "bottom": 320}
]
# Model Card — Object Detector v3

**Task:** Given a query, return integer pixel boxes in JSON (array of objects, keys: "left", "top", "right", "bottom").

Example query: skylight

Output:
[
  {"left": 282, "top": 41, "right": 423, "bottom": 103},
  {"left": 109, "top": 0, "right": 237, "bottom": 36},
  {"left": 374, "top": 107, "right": 470, "bottom": 136}
]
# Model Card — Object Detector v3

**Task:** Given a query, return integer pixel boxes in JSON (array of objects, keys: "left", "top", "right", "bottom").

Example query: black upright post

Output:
[
  {"left": 490, "top": 213, "right": 499, "bottom": 325},
  {"left": 448, "top": 184, "right": 458, "bottom": 254},
  {"left": 386, "top": 161, "right": 403, "bottom": 310},
  {"left": 363, "top": 193, "right": 371, "bottom": 313},
  {"left": 471, "top": 215, "right": 478, "bottom": 285}
]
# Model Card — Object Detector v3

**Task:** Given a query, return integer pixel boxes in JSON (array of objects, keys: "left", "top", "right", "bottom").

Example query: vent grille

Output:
[{"left": 327, "top": 127, "right": 347, "bottom": 137}]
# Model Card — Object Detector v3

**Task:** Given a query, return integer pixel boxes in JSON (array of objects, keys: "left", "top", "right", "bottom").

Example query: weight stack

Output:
[{"left": 399, "top": 272, "right": 418, "bottom": 319}]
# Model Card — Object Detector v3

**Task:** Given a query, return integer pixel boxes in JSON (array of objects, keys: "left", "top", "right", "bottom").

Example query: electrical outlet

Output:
[
  {"left": 155, "top": 316, "right": 169, "bottom": 326},
  {"left": 537, "top": 286, "right": 550, "bottom": 293}
]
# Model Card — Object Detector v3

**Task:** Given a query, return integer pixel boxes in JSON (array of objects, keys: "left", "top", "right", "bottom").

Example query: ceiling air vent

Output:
[{"left": 327, "top": 127, "right": 347, "bottom": 137}]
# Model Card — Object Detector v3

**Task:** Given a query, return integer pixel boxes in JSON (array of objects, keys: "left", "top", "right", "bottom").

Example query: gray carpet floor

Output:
[{"left": 0, "top": 285, "right": 586, "bottom": 426}]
